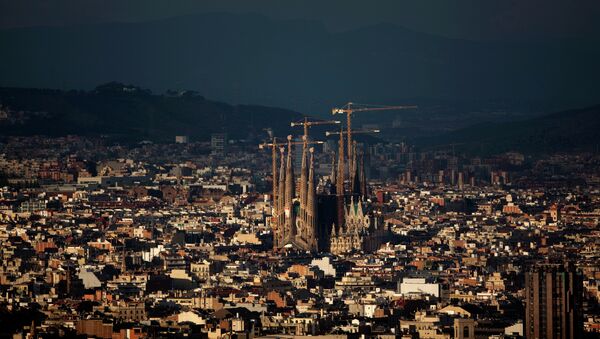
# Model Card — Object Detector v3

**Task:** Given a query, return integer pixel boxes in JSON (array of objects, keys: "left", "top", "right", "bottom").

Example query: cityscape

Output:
[{"left": 0, "top": 1, "right": 599, "bottom": 339}]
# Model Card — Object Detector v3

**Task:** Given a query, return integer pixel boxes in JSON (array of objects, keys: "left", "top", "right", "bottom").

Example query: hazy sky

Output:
[{"left": 2, "top": 0, "right": 599, "bottom": 40}]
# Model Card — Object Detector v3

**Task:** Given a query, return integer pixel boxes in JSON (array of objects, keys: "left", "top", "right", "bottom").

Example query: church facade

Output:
[
  {"left": 329, "top": 197, "right": 388, "bottom": 255},
  {"left": 271, "top": 132, "right": 389, "bottom": 254}
]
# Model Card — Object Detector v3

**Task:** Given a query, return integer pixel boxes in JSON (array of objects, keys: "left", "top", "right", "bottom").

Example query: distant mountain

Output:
[
  {"left": 1, "top": 84, "right": 597, "bottom": 154},
  {"left": 416, "top": 105, "right": 600, "bottom": 154},
  {"left": 0, "top": 83, "right": 303, "bottom": 141},
  {"left": 0, "top": 13, "right": 599, "bottom": 114}
]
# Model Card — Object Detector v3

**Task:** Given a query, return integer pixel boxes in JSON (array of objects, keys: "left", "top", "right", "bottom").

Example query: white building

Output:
[
  {"left": 398, "top": 277, "right": 441, "bottom": 298},
  {"left": 311, "top": 257, "right": 336, "bottom": 277}
]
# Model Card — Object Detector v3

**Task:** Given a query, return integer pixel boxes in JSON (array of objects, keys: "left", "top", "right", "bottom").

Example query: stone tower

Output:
[{"left": 272, "top": 136, "right": 318, "bottom": 252}]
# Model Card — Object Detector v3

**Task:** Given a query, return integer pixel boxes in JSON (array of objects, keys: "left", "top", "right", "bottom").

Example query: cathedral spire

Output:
[
  {"left": 359, "top": 151, "right": 367, "bottom": 198},
  {"left": 285, "top": 135, "right": 296, "bottom": 238},
  {"left": 306, "top": 147, "right": 318, "bottom": 251},
  {"left": 351, "top": 142, "right": 361, "bottom": 196},
  {"left": 276, "top": 146, "right": 286, "bottom": 248},
  {"left": 299, "top": 135, "right": 308, "bottom": 213},
  {"left": 330, "top": 153, "right": 336, "bottom": 188}
]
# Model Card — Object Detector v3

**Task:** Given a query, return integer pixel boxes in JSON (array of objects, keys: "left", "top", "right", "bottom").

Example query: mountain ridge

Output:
[
  {"left": 0, "top": 83, "right": 303, "bottom": 142},
  {"left": 1, "top": 12, "right": 598, "bottom": 114}
]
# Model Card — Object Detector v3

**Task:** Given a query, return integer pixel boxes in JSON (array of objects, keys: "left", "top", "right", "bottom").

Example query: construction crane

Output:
[
  {"left": 291, "top": 117, "right": 340, "bottom": 142},
  {"left": 291, "top": 118, "right": 340, "bottom": 156},
  {"left": 332, "top": 102, "right": 417, "bottom": 170},
  {"left": 324, "top": 126, "right": 379, "bottom": 196},
  {"left": 258, "top": 138, "right": 324, "bottom": 150},
  {"left": 325, "top": 128, "right": 380, "bottom": 137}
]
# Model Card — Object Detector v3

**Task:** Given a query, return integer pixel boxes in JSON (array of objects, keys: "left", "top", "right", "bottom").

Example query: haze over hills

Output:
[
  {"left": 416, "top": 104, "right": 600, "bottom": 155},
  {"left": 0, "top": 12, "right": 599, "bottom": 114},
  {"left": 0, "top": 83, "right": 598, "bottom": 155}
]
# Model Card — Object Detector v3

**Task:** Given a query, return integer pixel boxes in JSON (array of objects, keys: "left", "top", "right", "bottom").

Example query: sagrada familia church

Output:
[{"left": 271, "top": 132, "right": 389, "bottom": 254}]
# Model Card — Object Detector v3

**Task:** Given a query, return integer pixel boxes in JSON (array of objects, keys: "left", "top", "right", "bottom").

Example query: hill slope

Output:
[
  {"left": 417, "top": 105, "right": 600, "bottom": 154},
  {"left": 0, "top": 83, "right": 302, "bottom": 141}
]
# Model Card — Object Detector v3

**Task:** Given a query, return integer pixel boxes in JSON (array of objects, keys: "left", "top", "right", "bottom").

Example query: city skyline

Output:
[{"left": 0, "top": 2, "right": 598, "bottom": 339}]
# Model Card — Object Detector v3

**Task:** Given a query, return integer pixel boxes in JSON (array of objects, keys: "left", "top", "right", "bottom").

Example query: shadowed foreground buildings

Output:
[{"left": 525, "top": 262, "right": 584, "bottom": 339}]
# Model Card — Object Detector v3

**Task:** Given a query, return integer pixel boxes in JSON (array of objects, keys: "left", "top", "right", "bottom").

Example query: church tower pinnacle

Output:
[
  {"left": 276, "top": 146, "right": 286, "bottom": 248},
  {"left": 299, "top": 135, "right": 308, "bottom": 207},
  {"left": 306, "top": 147, "right": 318, "bottom": 251},
  {"left": 284, "top": 135, "right": 296, "bottom": 241}
]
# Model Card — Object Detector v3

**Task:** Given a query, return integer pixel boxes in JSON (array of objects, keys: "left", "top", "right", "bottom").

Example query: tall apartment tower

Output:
[
  {"left": 210, "top": 133, "right": 228, "bottom": 156},
  {"left": 524, "top": 262, "right": 583, "bottom": 339}
]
